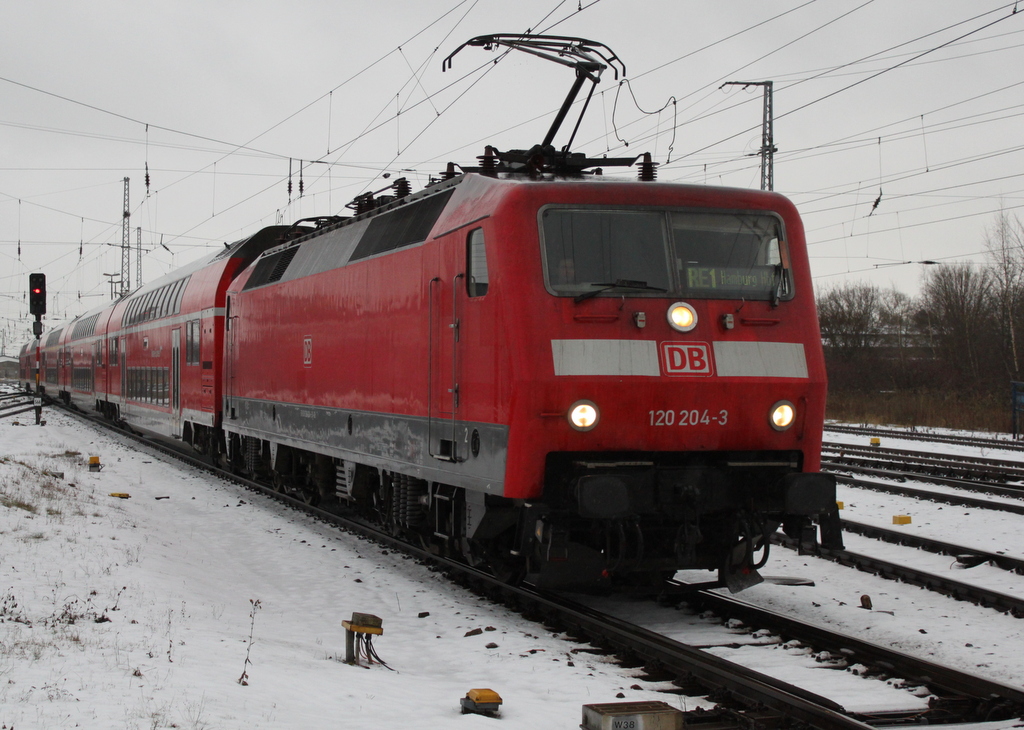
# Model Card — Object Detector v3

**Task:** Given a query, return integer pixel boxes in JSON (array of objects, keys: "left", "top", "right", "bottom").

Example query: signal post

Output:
[{"left": 29, "top": 273, "right": 45, "bottom": 425}]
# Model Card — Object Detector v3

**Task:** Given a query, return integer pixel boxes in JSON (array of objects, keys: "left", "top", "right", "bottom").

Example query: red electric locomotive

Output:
[{"left": 220, "top": 163, "right": 835, "bottom": 590}]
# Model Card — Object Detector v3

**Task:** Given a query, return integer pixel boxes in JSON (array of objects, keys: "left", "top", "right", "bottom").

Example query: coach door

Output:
[
  {"left": 171, "top": 328, "right": 181, "bottom": 436},
  {"left": 119, "top": 337, "right": 128, "bottom": 420}
]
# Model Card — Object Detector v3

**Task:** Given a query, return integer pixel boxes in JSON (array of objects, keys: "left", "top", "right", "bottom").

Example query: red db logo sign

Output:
[{"left": 661, "top": 342, "right": 713, "bottom": 376}]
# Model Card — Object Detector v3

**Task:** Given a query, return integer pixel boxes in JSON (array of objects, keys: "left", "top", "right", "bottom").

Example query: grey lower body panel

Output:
[{"left": 224, "top": 396, "right": 509, "bottom": 495}]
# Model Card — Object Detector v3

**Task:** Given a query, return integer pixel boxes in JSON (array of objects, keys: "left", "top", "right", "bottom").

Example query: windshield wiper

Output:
[
  {"left": 770, "top": 263, "right": 787, "bottom": 308},
  {"left": 573, "top": 279, "right": 667, "bottom": 303}
]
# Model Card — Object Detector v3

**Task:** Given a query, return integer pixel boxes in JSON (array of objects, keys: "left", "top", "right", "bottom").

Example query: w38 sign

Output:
[{"left": 660, "top": 342, "right": 714, "bottom": 376}]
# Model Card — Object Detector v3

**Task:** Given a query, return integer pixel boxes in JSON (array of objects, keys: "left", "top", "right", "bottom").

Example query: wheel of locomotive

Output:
[
  {"left": 465, "top": 536, "right": 526, "bottom": 585},
  {"left": 270, "top": 447, "right": 292, "bottom": 494},
  {"left": 270, "top": 470, "right": 289, "bottom": 495},
  {"left": 212, "top": 443, "right": 231, "bottom": 472},
  {"left": 292, "top": 458, "right": 321, "bottom": 506},
  {"left": 488, "top": 554, "right": 527, "bottom": 586}
]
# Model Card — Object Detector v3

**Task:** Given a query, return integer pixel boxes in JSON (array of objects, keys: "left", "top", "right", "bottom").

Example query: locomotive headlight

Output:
[
  {"left": 667, "top": 302, "right": 697, "bottom": 332},
  {"left": 569, "top": 400, "right": 599, "bottom": 431},
  {"left": 770, "top": 400, "right": 796, "bottom": 431}
]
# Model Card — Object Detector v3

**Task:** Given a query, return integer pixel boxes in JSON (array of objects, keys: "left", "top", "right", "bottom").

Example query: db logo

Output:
[
  {"left": 660, "top": 342, "right": 713, "bottom": 376},
  {"left": 303, "top": 336, "right": 313, "bottom": 367}
]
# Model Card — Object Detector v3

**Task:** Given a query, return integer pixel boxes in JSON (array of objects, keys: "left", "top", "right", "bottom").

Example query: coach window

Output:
[
  {"left": 109, "top": 338, "right": 118, "bottom": 366},
  {"left": 96, "top": 340, "right": 103, "bottom": 367},
  {"left": 158, "top": 285, "right": 172, "bottom": 318},
  {"left": 466, "top": 228, "right": 488, "bottom": 297},
  {"left": 169, "top": 280, "right": 183, "bottom": 314},
  {"left": 186, "top": 319, "right": 200, "bottom": 365}
]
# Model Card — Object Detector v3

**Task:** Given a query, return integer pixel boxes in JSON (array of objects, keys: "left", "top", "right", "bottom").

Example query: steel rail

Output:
[
  {"left": 840, "top": 519, "right": 1024, "bottom": 575},
  {"left": 682, "top": 589, "right": 1024, "bottom": 722},
  {"left": 772, "top": 534, "right": 1024, "bottom": 618},
  {"left": 824, "top": 425, "right": 1024, "bottom": 453},
  {"left": 822, "top": 443, "right": 1024, "bottom": 482},
  {"left": 824, "top": 464, "right": 1024, "bottom": 505}
]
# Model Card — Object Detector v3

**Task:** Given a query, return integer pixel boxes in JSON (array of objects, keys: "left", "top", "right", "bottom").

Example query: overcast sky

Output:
[{"left": 2, "top": 0, "right": 1022, "bottom": 348}]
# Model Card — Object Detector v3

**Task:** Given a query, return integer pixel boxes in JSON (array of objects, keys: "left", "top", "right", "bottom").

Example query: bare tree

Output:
[
  {"left": 985, "top": 210, "right": 1024, "bottom": 380},
  {"left": 920, "top": 263, "right": 993, "bottom": 388},
  {"left": 817, "top": 282, "right": 881, "bottom": 359}
]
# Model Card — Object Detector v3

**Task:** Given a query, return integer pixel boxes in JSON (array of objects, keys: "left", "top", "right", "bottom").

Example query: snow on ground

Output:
[
  {"left": 0, "top": 409, "right": 699, "bottom": 729},
  {"left": 4, "top": 407, "right": 1024, "bottom": 728}
]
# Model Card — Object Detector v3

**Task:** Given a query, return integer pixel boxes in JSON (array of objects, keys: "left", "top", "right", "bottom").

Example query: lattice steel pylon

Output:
[
  {"left": 120, "top": 177, "right": 130, "bottom": 296},
  {"left": 721, "top": 80, "right": 776, "bottom": 191},
  {"left": 136, "top": 226, "right": 142, "bottom": 290}
]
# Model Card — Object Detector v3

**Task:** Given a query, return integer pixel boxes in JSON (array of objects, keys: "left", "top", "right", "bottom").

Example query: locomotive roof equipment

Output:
[{"left": 443, "top": 34, "right": 638, "bottom": 177}]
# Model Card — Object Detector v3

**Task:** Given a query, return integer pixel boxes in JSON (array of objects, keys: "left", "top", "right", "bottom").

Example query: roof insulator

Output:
[
  {"left": 637, "top": 152, "right": 658, "bottom": 182},
  {"left": 478, "top": 146, "right": 498, "bottom": 177}
]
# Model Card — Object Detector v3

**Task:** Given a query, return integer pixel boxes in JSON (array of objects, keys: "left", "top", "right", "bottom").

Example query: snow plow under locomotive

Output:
[{"left": 22, "top": 35, "right": 838, "bottom": 592}]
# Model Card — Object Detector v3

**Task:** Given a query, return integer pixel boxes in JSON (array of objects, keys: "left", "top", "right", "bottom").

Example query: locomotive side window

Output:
[
  {"left": 671, "top": 212, "right": 791, "bottom": 301},
  {"left": 541, "top": 210, "right": 670, "bottom": 295},
  {"left": 466, "top": 228, "right": 488, "bottom": 297}
]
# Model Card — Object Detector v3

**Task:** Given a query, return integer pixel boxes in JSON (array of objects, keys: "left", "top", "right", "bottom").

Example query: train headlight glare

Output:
[
  {"left": 667, "top": 302, "right": 697, "bottom": 332},
  {"left": 770, "top": 401, "right": 796, "bottom": 431},
  {"left": 569, "top": 400, "right": 599, "bottom": 431}
]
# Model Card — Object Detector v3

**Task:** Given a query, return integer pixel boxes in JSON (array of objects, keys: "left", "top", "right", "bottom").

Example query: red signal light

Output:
[{"left": 29, "top": 273, "right": 46, "bottom": 316}]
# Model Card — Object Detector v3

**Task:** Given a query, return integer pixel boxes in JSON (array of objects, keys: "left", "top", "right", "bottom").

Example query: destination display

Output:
[{"left": 683, "top": 264, "right": 778, "bottom": 294}]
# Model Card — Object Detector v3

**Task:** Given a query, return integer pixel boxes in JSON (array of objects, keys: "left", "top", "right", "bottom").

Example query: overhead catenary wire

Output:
[{"left": 4, "top": 2, "right": 1023, "bottom": 325}]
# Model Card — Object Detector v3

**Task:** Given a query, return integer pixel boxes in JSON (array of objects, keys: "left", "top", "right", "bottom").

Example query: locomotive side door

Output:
[
  {"left": 428, "top": 239, "right": 464, "bottom": 461},
  {"left": 225, "top": 296, "right": 235, "bottom": 420}
]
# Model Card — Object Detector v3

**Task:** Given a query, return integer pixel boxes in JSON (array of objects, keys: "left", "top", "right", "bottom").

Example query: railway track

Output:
[
  {"left": 817, "top": 440, "right": 1024, "bottom": 617},
  {"left": 839, "top": 518, "right": 1024, "bottom": 575},
  {"left": 823, "top": 459, "right": 1024, "bottom": 500},
  {"left": 675, "top": 589, "right": 1024, "bottom": 725},
  {"left": 771, "top": 533, "right": 1024, "bottom": 618},
  {"left": 824, "top": 424, "right": 1024, "bottom": 453},
  {"left": 45, "top": 400, "right": 1024, "bottom": 728},
  {"left": 822, "top": 442, "right": 1024, "bottom": 488}
]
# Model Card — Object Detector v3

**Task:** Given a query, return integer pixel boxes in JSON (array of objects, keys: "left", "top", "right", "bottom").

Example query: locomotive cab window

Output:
[
  {"left": 540, "top": 207, "right": 791, "bottom": 302},
  {"left": 542, "top": 209, "right": 670, "bottom": 295},
  {"left": 466, "top": 228, "right": 488, "bottom": 297}
]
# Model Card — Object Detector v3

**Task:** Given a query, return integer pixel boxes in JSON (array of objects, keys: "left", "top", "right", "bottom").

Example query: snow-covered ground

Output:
[
  {"left": 0, "top": 409, "right": 699, "bottom": 729},
  {"left": 2, "top": 407, "right": 1023, "bottom": 729}
]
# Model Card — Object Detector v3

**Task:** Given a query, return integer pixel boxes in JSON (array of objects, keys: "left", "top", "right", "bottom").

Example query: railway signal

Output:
[
  {"left": 28, "top": 272, "right": 45, "bottom": 425},
  {"left": 29, "top": 273, "right": 46, "bottom": 316}
]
